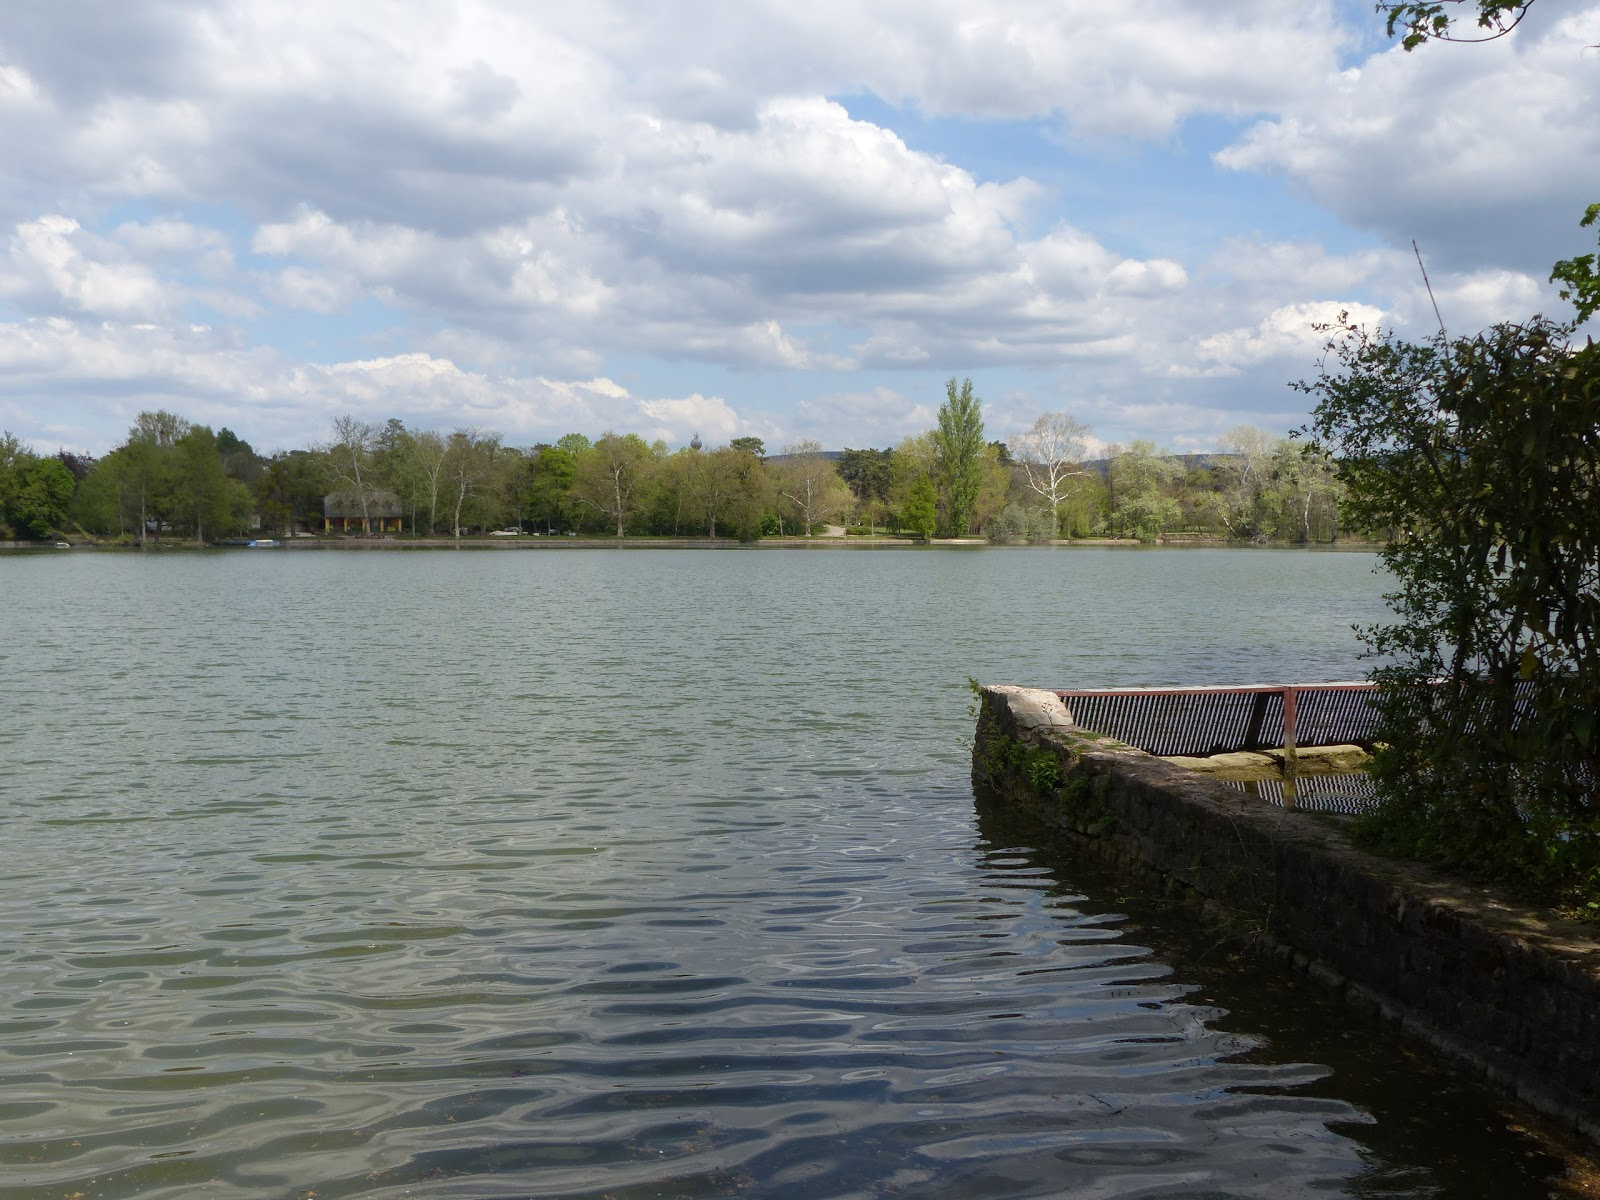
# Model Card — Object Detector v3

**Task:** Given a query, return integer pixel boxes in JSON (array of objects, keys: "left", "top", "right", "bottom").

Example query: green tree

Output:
[
  {"left": 1551, "top": 203, "right": 1600, "bottom": 326},
  {"left": 117, "top": 411, "right": 188, "bottom": 544},
  {"left": 1304, "top": 313, "right": 1600, "bottom": 905},
  {"left": 1058, "top": 472, "right": 1105, "bottom": 539},
  {"left": 837, "top": 447, "right": 892, "bottom": 532},
  {"left": 487, "top": 445, "right": 526, "bottom": 531},
  {"left": 528, "top": 444, "right": 577, "bottom": 533},
  {"left": 1267, "top": 440, "right": 1344, "bottom": 544},
  {"left": 1, "top": 445, "right": 74, "bottom": 539},
  {"left": 215, "top": 427, "right": 265, "bottom": 493},
  {"left": 889, "top": 433, "right": 938, "bottom": 534},
  {"left": 403, "top": 430, "right": 449, "bottom": 535},
  {"left": 0, "top": 432, "right": 22, "bottom": 536},
  {"left": 902, "top": 473, "right": 937, "bottom": 540},
  {"left": 172, "top": 424, "right": 247, "bottom": 542},
  {"left": 970, "top": 443, "right": 1014, "bottom": 538},
  {"left": 701, "top": 445, "right": 773, "bottom": 540},
  {"left": 648, "top": 448, "right": 698, "bottom": 535},
  {"left": 680, "top": 443, "right": 772, "bottom": 539},
  {"left": 574, "top": 431, "right": 655, "bottom": 537},
  {"left": 1109, "top": 441, "right": 1182, "bottom": 541},
  {"left": 69, "top": 452, "right": 126, "bottom": 535},
  {"left": 260, "top": 449, "right": 335, "bottom": 535},
  {"left": 932, "top": 377, "right": 986, "bottom": 536}
]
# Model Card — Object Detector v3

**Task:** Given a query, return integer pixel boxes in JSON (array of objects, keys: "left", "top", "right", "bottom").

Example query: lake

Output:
[{"left": 0, "top": 546, "right": 1580, "bottom": 1198}]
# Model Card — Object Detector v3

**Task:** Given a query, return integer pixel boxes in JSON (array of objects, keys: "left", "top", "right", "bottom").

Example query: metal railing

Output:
[{"left": 1053, "top": 682, "right": 1380, "bottom": 758}]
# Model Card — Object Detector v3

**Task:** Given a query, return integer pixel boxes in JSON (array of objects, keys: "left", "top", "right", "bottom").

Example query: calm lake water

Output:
[{"left": 0, "top": 546, "right": 1580, "bottom": 1198}]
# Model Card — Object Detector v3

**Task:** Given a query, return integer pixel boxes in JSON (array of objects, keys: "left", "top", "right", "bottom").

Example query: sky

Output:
[{"left": 2, "top": 0, "right": 1597, "bottom": 459}]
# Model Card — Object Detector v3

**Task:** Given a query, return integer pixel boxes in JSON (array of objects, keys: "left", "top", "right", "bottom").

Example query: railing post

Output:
[
  {"left": 1244, "top": 692, "right": 1270, "bottom": 751},
  {"left": 1282, "top": 687, "right": 1298, "bottom": 766}
]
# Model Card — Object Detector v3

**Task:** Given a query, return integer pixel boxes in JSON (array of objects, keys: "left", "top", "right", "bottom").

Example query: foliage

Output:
[
  {"left": 16, "top": 380, "right": 1366, "bottom": 545},
  {"left": 330, "top": 414, "right": 381, "bottom": 533},
  {"left": 1056, "top": 474, "right": 1104, "bottom": 539},
  {"left": 259, "top": 449, "right": 335, "bottom": 535},
  {"left": 970, "top": 717, "right": 1065, "bottom": 798},
  {"left": 1211, "top": 426, "right": 1344, "bottom": 543},
  {"left": 1550, "top": 203, "right": 1600, "bottom": 326},
  {"left": 573, "top": 431, "right": 655, "bottom": 537},
  {"left": 1303, "top": 313, "right": 1600, "bottom": 906},
  {"left": 931, "top": 377, "right": 986, "bottom": 536},
  {"left": 1378, "top": 1, "right": 1535, "bottom": 50},
  {"left": 556, "top": 432, "right": 592, "bottom": 457},
  {"left": 902, "top": 473, "right": 937, "bottom": 539},
  {"left": 526, "top": 443, "right": 577, "bottom": 533},
  {"left": 1109, "top": 441, "right": 1182, "bottom": 540},
  {"left": 0, "top": 436, "right": 75, "bottom": 538},
  {"left": 837, "top": 447, "right": 892, "bottom": 533},
  {"left": 972, "top": 443, "right": 1013, "bottom": 534},
  {"left": 174, "top": 424, "right": 251, "bottom": 541},
  {"left": 391, "top": 427, "right": 448, "bottom": 534},
  {"left": 216, "top": 427, "right": 266, "bottom": 491},
  {"left": 690, "top": 445, "right": 772, "bottom": 539}
]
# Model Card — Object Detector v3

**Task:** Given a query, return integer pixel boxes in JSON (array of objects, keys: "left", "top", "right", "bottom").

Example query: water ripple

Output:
[{"left": 0, "top": 550, "right": 1577, "bottom": 1198}]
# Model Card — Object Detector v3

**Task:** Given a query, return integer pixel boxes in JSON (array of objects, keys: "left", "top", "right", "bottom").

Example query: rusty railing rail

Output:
[{"left": 1052, "top": 682, "right": 1379, "bottom": 759}]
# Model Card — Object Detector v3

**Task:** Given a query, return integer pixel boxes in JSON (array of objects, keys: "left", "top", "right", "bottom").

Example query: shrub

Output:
[{"left": 1304, "top": 315, "right": 1600, "bottom": 907}]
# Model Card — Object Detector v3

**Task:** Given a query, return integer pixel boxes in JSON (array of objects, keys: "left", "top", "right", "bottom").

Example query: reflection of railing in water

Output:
[
  {"left": 1054, "top": 683, "right": 1380, "bottom": 758},
  {"left": 1220, "top": 773, "right": 1378, "bottom": 814}
]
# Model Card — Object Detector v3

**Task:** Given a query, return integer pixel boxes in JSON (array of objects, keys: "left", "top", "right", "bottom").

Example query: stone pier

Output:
[{"left": 973, "top": 683, "right": 1600, "bottom": 1142}]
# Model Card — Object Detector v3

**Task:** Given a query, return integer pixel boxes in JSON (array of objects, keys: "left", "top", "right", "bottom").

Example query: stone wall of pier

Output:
[{"left": 973, "top": 683, "right": 1600, "bottom": 1143}]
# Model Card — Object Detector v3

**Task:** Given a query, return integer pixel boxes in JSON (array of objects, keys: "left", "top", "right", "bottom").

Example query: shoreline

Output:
[{"left": 4, "top": 536, "right": 1385, "bottom": 552}]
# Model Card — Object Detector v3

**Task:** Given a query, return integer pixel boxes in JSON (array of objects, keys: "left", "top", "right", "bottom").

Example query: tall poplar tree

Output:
[{"left": 932, "top": 377, "right": 985, "bottom": 536}]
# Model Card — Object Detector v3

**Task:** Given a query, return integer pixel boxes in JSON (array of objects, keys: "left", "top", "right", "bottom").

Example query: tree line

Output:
[{"left": 2, "top": 378, "right": 1346, "bottom": 544}]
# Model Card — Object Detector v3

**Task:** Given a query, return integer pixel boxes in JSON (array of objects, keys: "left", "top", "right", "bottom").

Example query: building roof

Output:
[{"left": 323, "top": 488, "right": 403, "bottom": 520}]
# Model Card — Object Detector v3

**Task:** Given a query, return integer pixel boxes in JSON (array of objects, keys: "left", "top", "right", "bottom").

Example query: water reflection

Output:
[{"left": 971, "top": 799, "right": 1583, "bottom": 1200}]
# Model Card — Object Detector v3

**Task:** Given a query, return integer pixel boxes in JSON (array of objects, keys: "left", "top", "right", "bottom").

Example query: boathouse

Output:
[{"left": 323, "top": 488, "right": 404, "bottom": 533}]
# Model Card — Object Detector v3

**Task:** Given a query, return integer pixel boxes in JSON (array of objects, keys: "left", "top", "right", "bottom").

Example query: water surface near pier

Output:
[{"left": 0, "top": 548, "right": 1579, "bottom": 1197}]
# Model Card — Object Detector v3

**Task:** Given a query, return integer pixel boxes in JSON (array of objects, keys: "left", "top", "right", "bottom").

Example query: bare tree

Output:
[
  {"left": 444, "top": 428, "right": 501, "bottom": 540},
  {"left": 330, "top": 415, "right": 378, "bottom": 534},
  {"left": 407, "top": 429, "right": 448, "bottom": 535},
  {"left": 1007, "top": 412, "right": 1091, "bottom": 539},
  {"left": 774, "top": 440, "right": 852, "bottom": 536}
]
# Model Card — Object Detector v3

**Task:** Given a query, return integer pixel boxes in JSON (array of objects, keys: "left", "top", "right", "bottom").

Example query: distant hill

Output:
[
  {"left": 763, "top": 450, "right": 1241, "bottom": 474},
  {"left": 1080, "top": 452, "right": 1236, "bottom": 477},
  {"left": 764, "top": 450, "right": 845, "bottom": 466}
]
